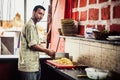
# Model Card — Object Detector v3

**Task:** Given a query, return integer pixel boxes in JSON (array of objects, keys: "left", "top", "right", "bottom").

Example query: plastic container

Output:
[{"left": 85, "top": 28, "right": 98, "bottom": 39}]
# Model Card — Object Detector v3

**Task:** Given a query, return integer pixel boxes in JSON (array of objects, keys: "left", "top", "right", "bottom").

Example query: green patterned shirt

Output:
[{"left": 18, "top": 19, "right": 41, "bottom": 72}]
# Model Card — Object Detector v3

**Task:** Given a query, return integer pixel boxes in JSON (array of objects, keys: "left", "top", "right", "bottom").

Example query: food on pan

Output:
[{"left": 53, "top": 58, "right": 73, "bottom": 66}]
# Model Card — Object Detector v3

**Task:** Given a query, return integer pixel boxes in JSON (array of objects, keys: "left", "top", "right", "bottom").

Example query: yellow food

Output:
[{"left": 53, "top": 58, "right": 73, "bottom": 65}]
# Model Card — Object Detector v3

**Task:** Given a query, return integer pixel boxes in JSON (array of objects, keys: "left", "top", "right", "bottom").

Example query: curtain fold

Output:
[
  {"left": 50, "top": 0, "right": 72, "bottom": 52},
  {"left": 64, "top": 0, "right": 72, "bottom": 18}
]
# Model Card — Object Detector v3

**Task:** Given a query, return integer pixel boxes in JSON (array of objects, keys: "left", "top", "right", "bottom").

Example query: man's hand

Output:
[{"left": 47, "top": 50, "right": 56, "bottom": 59}]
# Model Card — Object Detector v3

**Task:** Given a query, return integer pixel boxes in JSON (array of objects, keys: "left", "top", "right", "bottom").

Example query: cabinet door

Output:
[{"left": 1, "top": 37, "right": 14, "bottom": 55}]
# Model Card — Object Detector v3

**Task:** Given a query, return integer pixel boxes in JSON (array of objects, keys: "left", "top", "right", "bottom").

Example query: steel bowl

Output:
[{"left": 85, "top": 68, "right": 109, "bottom": 80}]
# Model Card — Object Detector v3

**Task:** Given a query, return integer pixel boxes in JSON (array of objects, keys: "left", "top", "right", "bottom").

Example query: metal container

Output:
[{"left": 55, "top": 52, "right": 69, "bottom": 59}]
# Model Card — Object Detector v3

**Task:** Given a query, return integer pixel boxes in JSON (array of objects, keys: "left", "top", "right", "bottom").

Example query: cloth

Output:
[
  {"left": 18, "top": 19, "right": 42, "bottom": 72},
  {"left": 19, "top": 70, "right": 41, "bottom": 80}
]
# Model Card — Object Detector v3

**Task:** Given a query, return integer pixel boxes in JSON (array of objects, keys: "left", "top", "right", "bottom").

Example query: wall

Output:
[
  {"left": 65, "top": 37, "right": 120, "bottom": 73},
  {"left": 72, "top": 0, "right": 120, "bottom": 35}
]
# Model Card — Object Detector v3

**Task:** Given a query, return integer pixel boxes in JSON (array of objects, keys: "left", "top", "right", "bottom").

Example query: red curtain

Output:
[
  {"left": 50, "top": 0, "right": 72, "bottom": 52},
  {"left": 64, "top": 0, "right": 72, "bottom": 18}
]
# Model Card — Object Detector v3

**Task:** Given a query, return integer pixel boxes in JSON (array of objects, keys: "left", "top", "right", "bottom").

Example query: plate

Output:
[
  {"left": 108, "top": 36, "right": 120, "bottom": 39},
  {"left": 107, "top": 38, "right": 120, "bottom": 41}
]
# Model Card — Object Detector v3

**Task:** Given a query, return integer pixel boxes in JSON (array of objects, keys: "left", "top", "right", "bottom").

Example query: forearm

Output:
[
  {"left": 30, "top": 44, "right": 49, "bottom": 53},
  {"left": 30, "top": 44, "right": 55, "bottom": 58}
]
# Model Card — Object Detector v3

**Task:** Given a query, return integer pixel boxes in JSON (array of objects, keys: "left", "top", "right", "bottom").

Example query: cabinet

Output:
[
  {"left": 0, "top": 59, "right": 19, "bottom": 80},
  {"left": 0, "top": 31, "right": 21, "bottom": 55},
  {"left": 1, "top": 36, "right": 14, "bottom": 55}
]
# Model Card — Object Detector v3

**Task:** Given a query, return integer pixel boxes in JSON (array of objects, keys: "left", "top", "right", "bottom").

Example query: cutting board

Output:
[{"left": 46, "top": 60, "right": 75, "bottom": 68}]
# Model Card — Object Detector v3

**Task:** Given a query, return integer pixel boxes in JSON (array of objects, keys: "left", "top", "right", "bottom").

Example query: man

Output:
[{"left": 18, "top": 5, "right": 55, "bottom": 80}]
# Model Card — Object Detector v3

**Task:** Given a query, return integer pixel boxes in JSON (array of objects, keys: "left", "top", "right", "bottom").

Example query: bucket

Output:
[{"left": 61, "top": 24, "right": 75, "bottom": 36}]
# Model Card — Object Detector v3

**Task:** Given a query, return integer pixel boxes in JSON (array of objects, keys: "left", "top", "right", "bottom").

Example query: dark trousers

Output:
[{"left": 19, "top": 70, "right": 41, "bottom": 80}]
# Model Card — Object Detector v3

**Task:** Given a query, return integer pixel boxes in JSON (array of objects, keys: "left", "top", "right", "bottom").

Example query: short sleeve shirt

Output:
[{"left": 18, "top": 19, "right": 41, "bottom": 72}]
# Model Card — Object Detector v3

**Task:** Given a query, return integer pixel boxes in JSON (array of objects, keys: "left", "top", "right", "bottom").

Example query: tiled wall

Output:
[{"left": 65, "top": 38, "right": 120, "bottom": 73}]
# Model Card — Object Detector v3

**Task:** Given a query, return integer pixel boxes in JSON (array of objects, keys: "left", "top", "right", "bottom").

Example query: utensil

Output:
[{"left": 77, "top": 74, "right": 87, "bottom": 78}]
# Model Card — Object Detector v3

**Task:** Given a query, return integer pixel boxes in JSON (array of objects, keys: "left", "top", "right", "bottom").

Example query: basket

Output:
[
  {"left": 61, "top": 19, "right": 74, "bottom": 25},
  {"left": 61, "top": 19, "right": 76, "bottom": 36},
  {"left": 61, "top": 24, "right": 75, "bottom": 36}
]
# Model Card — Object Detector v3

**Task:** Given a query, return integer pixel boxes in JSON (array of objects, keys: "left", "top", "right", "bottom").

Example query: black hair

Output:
[{"left": 33, "top": 5, "right": 46, "bottom": 12}]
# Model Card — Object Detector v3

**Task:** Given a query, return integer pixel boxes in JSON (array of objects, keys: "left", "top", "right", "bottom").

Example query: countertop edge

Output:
[
  {"left": 0, "top": 55, "right": 50, "bottom": 59},
  {"left": 60, "top": 36, "right": 120, "bottom": 45}
]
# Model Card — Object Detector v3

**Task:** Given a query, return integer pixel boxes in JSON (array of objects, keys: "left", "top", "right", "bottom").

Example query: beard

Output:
[
  {"left": 34, "top": 17, "right": 41, "bottom": 22},
  {"left": 37, "top": 18, "right": 41, "bottom": 22}
]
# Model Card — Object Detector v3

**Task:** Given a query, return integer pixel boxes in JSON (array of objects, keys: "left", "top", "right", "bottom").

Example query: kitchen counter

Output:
[
  {"left": 0, "top": 54, "right": 50, "bottom": 59},
  {"left": 59, "top": 69, "right": 88, "bottom": 80},
  {"left": 60, "top": 36, "right": 120, "bottom": 45},
  {"left": 45, "top": 63, "right": 113, "bottom": 80}
]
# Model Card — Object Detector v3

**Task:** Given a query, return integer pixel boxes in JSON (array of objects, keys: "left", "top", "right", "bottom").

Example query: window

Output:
[
  {"left": 0, "top": 0, "right": 50, "bottom": 32},
  {"left": 26, "top": 0, "right": 50, "bottom": 42},
  {"left": 0, "top": 0, "right": 50, "bottom": 55}
]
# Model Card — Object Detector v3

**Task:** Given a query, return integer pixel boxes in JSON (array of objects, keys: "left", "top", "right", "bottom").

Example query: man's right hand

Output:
[{"left": 47, "top": 50, "right": 56, "bottom": 59}]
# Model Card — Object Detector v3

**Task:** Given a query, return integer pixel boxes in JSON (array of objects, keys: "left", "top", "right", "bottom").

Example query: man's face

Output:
[{"left": 34, "top": 8, "right": 45, "bottom": 22}]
